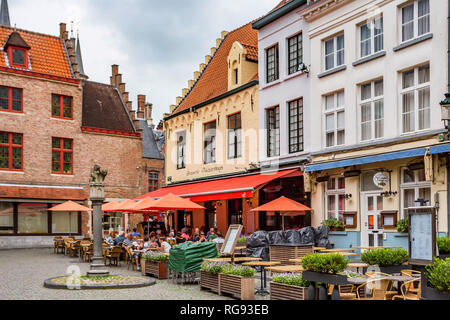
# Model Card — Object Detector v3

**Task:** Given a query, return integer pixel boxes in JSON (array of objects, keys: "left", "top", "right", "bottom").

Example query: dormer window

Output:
[{"left": 4, "top": 31, "right": 31, "bottom": 69}]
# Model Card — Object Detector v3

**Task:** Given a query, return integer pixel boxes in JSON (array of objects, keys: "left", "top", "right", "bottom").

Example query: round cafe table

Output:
[
  {"left": 347, "top": 263, "right": 369, "bottom": 274},
  {"left": 242, "top": 261, "right": 281, "bottom": 295}
]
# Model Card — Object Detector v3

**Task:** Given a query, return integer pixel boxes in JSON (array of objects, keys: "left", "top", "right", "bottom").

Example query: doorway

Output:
[{"left": 361, "top": 193, "right": 384, "bottom": 247}]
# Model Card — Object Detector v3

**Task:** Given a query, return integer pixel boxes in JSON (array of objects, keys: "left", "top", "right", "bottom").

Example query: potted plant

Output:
[
  {"left": 396, "top": 217, "right": 409, "bottom": 233},
  {"left": 321, "top": 218, "right": 345, "bottom": 231},
  {"left": 422, "top": 258, "right": 450, "bottom": 300},
  {"left": 200, "top": 261, "right": 227, "bottom": 294},
  {"left": 437, "top": 236, "right": 450, "bottom": 259},
  {"left": 219, "top": 264, "right": 256, "bottom": 300},
  {"left": 360, "top": 248, "right": 409, "bottom": 274},
  {"left": 301, "top": 253, "right": 349, "bottom": 300},
  {"left": 141, "top": 251, "right": 169, "bottom": 279},
  {"left": 237, "top": 236, "right": 247, "bottom": 246},
  {"left": 270, "top": 273, "right": 310, "bottom": 300}
]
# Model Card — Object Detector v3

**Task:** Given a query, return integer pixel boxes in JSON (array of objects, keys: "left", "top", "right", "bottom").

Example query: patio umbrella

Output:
[
  {"left": 127, "top": 198, "right": 158, "bottom": 235},
  {"left": 49, "top": 201, "right": 92, "bottom": 237},
  {"left": 251, "top": 196, "right": 312, "bottom": 230},
  {"left": 102, "top": 201, "right": 119, "bottom": 212},
  {"left": 143, "top": 193, "right": 205, "bottom": 211}
]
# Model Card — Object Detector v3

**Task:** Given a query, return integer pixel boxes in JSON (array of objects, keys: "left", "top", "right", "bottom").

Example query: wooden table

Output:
[
  {"left": 313, "top": 247, "right": 327, "bottom": 252},
  {"left": 203, "top": 257, "right": 262, "bottom": 263},
  {"left": 347, "top": 263, "right": 369, "bottom": 273},
  {"left": 347, "top": 275, "right": 416, "bottom": 295},
  {"left": 319, "top": 248, "right": 355, "bottom": 253},
  {"left": 265, "top": 265, "right": 304, "bottom": 274},
  {"left": 289, "top": 258, "right": 303, "bottom": 264},
  {"left": 242, "top": 261, "right": 281, "bottom": 296},
  {"left": 318, "top": 252, "right": 357, "bottom": 257},
  {"left": 352, "top": 246, "right": 403, "bottom": 250},
  {"left": 234, "top": 246, "right": 246, "bottom": 251}
]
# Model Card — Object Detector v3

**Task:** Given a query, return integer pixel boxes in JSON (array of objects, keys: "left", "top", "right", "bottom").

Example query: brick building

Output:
[{"left": 0, "top": 4, "right": 164, "bottom": 248}]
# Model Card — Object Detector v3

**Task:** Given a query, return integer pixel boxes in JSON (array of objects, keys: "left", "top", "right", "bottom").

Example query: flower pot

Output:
[
  {"left": 200, "top": 271, "right": 220, "bottom": 294},
  {"left": 270, "top": 282, "right": 308, "bottom": 300},
  {"left": 142, "top": 260, "right": 168, "bottom": 279},
  {"left": 219, "top": 274, "right": 254, "bottom": 300},
  {"left": 422, "top": 283, "right": 450, "bottom": 300}
]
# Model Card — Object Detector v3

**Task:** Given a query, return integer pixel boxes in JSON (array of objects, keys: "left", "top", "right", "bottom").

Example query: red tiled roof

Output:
[
  {"left": 242, "top": 43, "right": 258, "bottom": 62},
  {"left": 172, "top": 22, "right": 258, "bottom": 116},
  {"left": 0, "top": 26, "right": 72, "bottom": 79}
]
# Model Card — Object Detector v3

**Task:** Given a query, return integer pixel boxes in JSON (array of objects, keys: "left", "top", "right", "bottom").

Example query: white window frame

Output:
[
  {"left": 323, "top": 33, "right": 345, "bottom": 71},
  {"left": 325, "top": 176, "right": 346, "bottom": 221},
  {"left": 400, "top": 167, "right": 431, "bottom": 218},
  {"left": 324, "top": 91, "right": 345, "bottom": 148},
  {"left": 176, "top": 131, "right": 186, "bottom": 170},
  {"left": 359, "top": 79, "right": 384, "bottom": 142},
  {"left": 400, "top": 64, "right": 430, "bottom": 134},
  {"left": 399, "top": 0, "right": 430, "bottom": 44},
  {"left": 359, "top": 16, "right": 384, "bottom": 58}
]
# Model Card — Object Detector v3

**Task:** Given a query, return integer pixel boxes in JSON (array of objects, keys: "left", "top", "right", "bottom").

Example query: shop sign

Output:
[{"left": 373, "top": 172, "right": 389, "bottom": 188}]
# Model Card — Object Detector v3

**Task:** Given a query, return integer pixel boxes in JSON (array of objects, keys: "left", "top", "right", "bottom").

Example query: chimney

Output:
[
  {"left": 112, "top": 64, "right": 119, "bottom": 76},
  {"left": 145, "top": 103, "right": 153, "bottom": 127},
  {"left": 137, "top": 94, "right": 146, "bottom": 119},
  {"left": 60, "top": 23, "right": 67, "bottom": 40}
]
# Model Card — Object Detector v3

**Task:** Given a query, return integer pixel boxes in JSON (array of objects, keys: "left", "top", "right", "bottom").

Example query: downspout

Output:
[{"left": 447, "top": 0, "right": 450, "bottom": 236}]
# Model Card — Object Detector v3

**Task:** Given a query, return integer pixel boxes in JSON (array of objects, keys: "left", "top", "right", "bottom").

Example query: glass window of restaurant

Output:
[
  {"left": 103, "top": 213, "right": 124, "bottom": 233},
  {"left": 401, "top": 167, "right": 431, "bottom": 218},
  {"left": 325, "top": 176, "right": 345, "bottom": 222},
  {"left": 0, "top": 202, "right": 81, "bottom": 235}
]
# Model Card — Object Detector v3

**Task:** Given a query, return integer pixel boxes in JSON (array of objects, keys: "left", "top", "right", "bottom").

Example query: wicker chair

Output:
[
  {"left": 69, "top": 240, "right": 81, "bottom": 257},
  {"left": 401, "top": 270, "right": 422, "bottom": 296},
  {"left": 328, "top": 284, "right": 358, "bottom": 300},
  {"left": 53, "top": 236, "right": 64, "bottom": 254},
  {"left": 392, "top": 279, "right": 421, "bottom": 300},
  {"left": 84, "top": 244, "right": 94, "bottom": 262},
  {"left": 63, "top": 238, "right": 74, "bottom": 255},
  {"left": 105, "top": 246, "right": 122, "bottom": 266},
  {"left": 126, "top": 248, "right": 136, "bottom": 271},
  {"left": 356, "top": 278, "right": 393, "bottom": 300}
]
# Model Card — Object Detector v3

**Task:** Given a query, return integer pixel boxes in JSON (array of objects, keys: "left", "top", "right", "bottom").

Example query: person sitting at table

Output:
[
  {"left": 159, "top": 236, "right": 172, "bottom": 253},
  {"left": 131, "top": 228, "right": 141, "bottom": 238},
  {"left": 113, "top": 232, "right": 125, "bottom": 246},
  {"left": 181, "top": 228, "right": 191, "bottom": 241},
  {"left": 122, "top": 233, "right": 135, "bottom": 250},
  {"left": 192, "top": 228, "right": 200, "bottom": 242},
  {"left": 207, "top": 227, "right": 218, "bottom": 241},
  {"left": 148, "top": 233, "right": 160, "bottom": 249},
  {"left": 198, "top": 231, "right": 207, "bottom": 243},
  {"left": 176, "top": 232, "right": 185, "bottom": 244},
  {"left": 213, "top": 232, "right": 225, "bottom": 244},
  {"left": 105, "top": 232, "right": 114, "bottom": 245}
]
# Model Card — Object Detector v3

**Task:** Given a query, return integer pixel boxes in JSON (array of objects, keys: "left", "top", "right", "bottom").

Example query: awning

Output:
[
  {"left": 134, "top": 169, "right": 301, "bottom": 202},
  {"left": 306, "top": 144, "right": 450, "bottom": 173}
]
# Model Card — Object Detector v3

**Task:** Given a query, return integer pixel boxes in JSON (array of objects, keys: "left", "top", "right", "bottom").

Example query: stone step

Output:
[
  {"left": 90, "top": 264, "right": 106, "bottom": 268},
  {"left": 86, "top": 270, "right": 110, "bottom": 277}
]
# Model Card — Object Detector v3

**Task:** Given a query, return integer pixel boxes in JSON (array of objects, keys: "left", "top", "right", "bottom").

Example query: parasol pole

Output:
[{"left": 69, "top": 211, "right": 72, "bottom": 237}]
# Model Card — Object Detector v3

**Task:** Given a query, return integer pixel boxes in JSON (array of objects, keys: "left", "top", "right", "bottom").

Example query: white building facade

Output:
[{"left": 302, "top": 0, "right": 450, "bottom": 248}]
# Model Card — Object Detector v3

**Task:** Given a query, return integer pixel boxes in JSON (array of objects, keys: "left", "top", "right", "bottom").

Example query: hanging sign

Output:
[{"left": 373, "top": 172, "right": 389, "bottom": 188}]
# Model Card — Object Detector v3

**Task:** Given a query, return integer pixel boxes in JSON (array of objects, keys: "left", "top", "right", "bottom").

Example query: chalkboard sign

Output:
[
  {"left": 408, "top": 207, "right": 436, "bottom": 266},
  {"left": 220, "top": 224, "right": 243, "bottom": 256}
]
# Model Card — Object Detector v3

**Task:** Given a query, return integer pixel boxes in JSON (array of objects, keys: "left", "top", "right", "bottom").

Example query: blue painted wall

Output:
[{"left": 329, "top": 231, "right": 361, "bottom": 249}]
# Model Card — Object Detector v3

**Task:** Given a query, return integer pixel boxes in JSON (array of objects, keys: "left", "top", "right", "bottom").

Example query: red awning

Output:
[{"left": 134, "top": 169, "right": 301, "bottom": 202}]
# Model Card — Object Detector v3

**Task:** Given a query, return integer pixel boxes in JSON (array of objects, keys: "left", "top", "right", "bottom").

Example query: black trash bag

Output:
[
  {"left": 268, "top": 230, "right": 286, "bottom": 245},
  {"left": 314, "top": 226, "right": 329, "bottom": 242},
  {"left": 284, "top": 229, "right": 302, "bottom": 244},
  {"left": 316, "top": 239, "right": 332, "bottom": 249},
  {"left": 298, "top": 227, "right": 315, "bottom": 245},
  {"left": 246, "top": 246, "right": 270, "bottom": 261},
  {"left": 246, "top": 231, "right": 269, "bottom": 248}
]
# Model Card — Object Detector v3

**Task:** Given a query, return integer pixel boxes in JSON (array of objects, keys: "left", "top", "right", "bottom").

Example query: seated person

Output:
[
  {"left": 181, "top": 228, "right": 191, "bottom": 241},
  {"left": 213, "top": 232, "right": 225, "bottom": 244},
  {"left": 113, "top": 232, "right": 126, "bottom": 246},
  {"left": 192, "top": 228, "right": 200, "bottom": 242},
  {"left": 159, "top": 237, "right": 172, "bottom": 253},
  {"left": 105, "top": 232, "right": 115, "bottom": 245},
  {"left": 207, "top": 227, "right": 218, "bottom": 241},
  {"left": 167, "top": 230, "right": 176, "bottom": 245},
  {"left": 176, "top": 232, "right": 185, "bottom": 244},
  {"left": 122, "top": 233, "right": 135, "bottom": 250},
  {"left": 142, "top": 237, "right": 150, "bottom": 250},
  {"left": 131, "top": 228, "right": 141, "bottom": 238},
  {"left": 198, "top": 231, "right": 207, "bottom": 243},
  {"left": 148, "top": 234, "right": 160, "bottom": 249}
]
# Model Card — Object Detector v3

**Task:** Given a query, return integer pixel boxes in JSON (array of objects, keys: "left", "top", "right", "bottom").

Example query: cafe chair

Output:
[
  {"left": 84, "top": 244, "right": 94, "bottom": 262},
  {"left": 104, "top": 246, "right": 122, "bottom": 267},
  {"left": 392, "top": 279, "right": 421, "bottom": 300},
  {"left": 63, "top": 238, "right": 74, "bottom": 255},
  {"left": 126, "top": 248, "right": 136, "bottom": 271},
  {"left": 356, "top": 278, "right": 394, "bottom": 300}
]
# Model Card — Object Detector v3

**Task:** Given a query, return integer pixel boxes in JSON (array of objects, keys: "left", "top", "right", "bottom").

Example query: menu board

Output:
[
  {"left": 220, "top": 224, "right": 243, "bottom": 256},
  {"left": 408, "top": 207, "right": 436, "bottom": 265}
]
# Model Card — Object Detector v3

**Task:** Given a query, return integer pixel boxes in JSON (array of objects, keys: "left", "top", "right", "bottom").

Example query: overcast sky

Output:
[{"left": 10, "top": 0, "right": 277, "bottom": 124}]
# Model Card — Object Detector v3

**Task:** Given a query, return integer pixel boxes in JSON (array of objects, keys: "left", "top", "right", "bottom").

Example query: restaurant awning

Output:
[
  {"left": 306, "top": 144, "right": 450, "bottom": 173},
  {"left": 134, "top": 169, "right": 300, "bottom": 202}
]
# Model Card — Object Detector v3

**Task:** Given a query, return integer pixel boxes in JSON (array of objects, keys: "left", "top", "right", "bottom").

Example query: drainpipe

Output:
[{"left": 448, "top": 0, "right": 450, "bottom": 236}]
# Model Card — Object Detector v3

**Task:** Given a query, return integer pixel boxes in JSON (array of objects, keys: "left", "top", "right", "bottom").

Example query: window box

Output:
[
  {"left": 218, "top": 273, "right": 254, "bottom": 300},
  {"left": 200, "top": 271, "right": 220, "bottom": 294},
  {"left": 270, "top": 282, "right": 308, "bottom": 300},
  {"left": 381, "top": 211, "right": 398, "bottom": 228},
  {"left": 343, "top": 212, "right": 357, "bottom": 229}
]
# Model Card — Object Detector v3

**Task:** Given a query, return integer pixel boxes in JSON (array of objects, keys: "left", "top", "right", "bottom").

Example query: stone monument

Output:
[{"left": 87, "top": 164, "right": 110, "bottom": 277}]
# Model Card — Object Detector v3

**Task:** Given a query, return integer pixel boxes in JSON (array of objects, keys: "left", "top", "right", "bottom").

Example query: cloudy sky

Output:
[{"left": 10, "top": 0, "right": 277, "bottom": 124}]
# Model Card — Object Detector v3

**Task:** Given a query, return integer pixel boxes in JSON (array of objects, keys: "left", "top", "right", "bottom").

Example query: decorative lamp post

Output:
[
  {"left": 87, "top": 164, "right": 109, "bottom": 277},
  {"left": 439, "top": 93, "right": 450, "bottom": 141}
]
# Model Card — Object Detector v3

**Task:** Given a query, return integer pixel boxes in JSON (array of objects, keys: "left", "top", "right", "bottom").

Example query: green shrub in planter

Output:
[
  {"left": 237, "top": 236, "right": 247, "bottom": 244},
  {"left": 272, "top": 273, "right": 310, "bottom": 287},
  {"left": 301, "top": 253, "right": 349, "bottom": 274},
  {"left": 221, "top": 264, "right": 256, "bottom": 278},
  {"left": 425, "top": 258, "right": 450, "bottom": 294},
  {"left": 437, "top": 237, "right": 450, "bottom": 254},
  {"left": 142, "top": 251, "right": 169, "bottom": 262},
  {"left": 396, "top": 218, "right": 409, "bottom": 233},
  {"left": 201, "top": 261, "right": 229, "bottom": 275},
  {"left": 321, "top": 218, "right": 345, "bottom": 231},
  {"left": 360, "top": 248, "right": 408, "bottom": 267}
]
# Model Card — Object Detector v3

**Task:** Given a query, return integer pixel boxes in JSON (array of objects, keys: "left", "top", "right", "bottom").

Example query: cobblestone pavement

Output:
[{"left": 0, "top": 249, "right": 268, "bottom": 300}]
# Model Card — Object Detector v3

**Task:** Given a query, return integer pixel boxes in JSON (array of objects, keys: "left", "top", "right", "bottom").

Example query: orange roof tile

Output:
[
  {"left": 172, "top": 22, "right": 258, "bottom": 116},
  {"left": 0, "top": 25, "right": 72, "bottom": 79}
]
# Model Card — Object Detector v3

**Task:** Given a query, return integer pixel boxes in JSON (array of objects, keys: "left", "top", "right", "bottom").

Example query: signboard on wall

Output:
[
  {"left": 220, "top": 224, "right": 243, "bottom": 256},
  {"left": 408, "top": 206, "right": 436, "bottom": 266}
]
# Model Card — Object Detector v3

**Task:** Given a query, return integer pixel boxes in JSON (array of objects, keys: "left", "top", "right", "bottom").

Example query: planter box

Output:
[
  {"left": 219, "top": 274, "right": 254, "bottom": 300},
  {"left": 422, "top": 284, "right": 450, "bottom": 300},
  {"left": 141, "top": 260, "right": 168, "bottom": 279},
  {"left": 377, "top": 264, "right": 409, "bottom": 274},
  {"left": 200, "top": 271, "right": 220, "bottom": 294},
  {"left": 270, "top": 282, "right": 308, "bottom": 300},
  {"left": 302, "top": 271, "right": 349, "bottom": 285}
]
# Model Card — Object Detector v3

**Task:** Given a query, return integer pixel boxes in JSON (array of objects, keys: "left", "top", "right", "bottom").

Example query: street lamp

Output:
[{"left": 439, "top": 93, "right": 450, "bottom": 141}]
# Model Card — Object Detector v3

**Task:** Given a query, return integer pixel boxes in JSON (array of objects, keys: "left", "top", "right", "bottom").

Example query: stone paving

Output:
[{"left": 0, "top": 249, "right": 269, "bottom": 300}]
